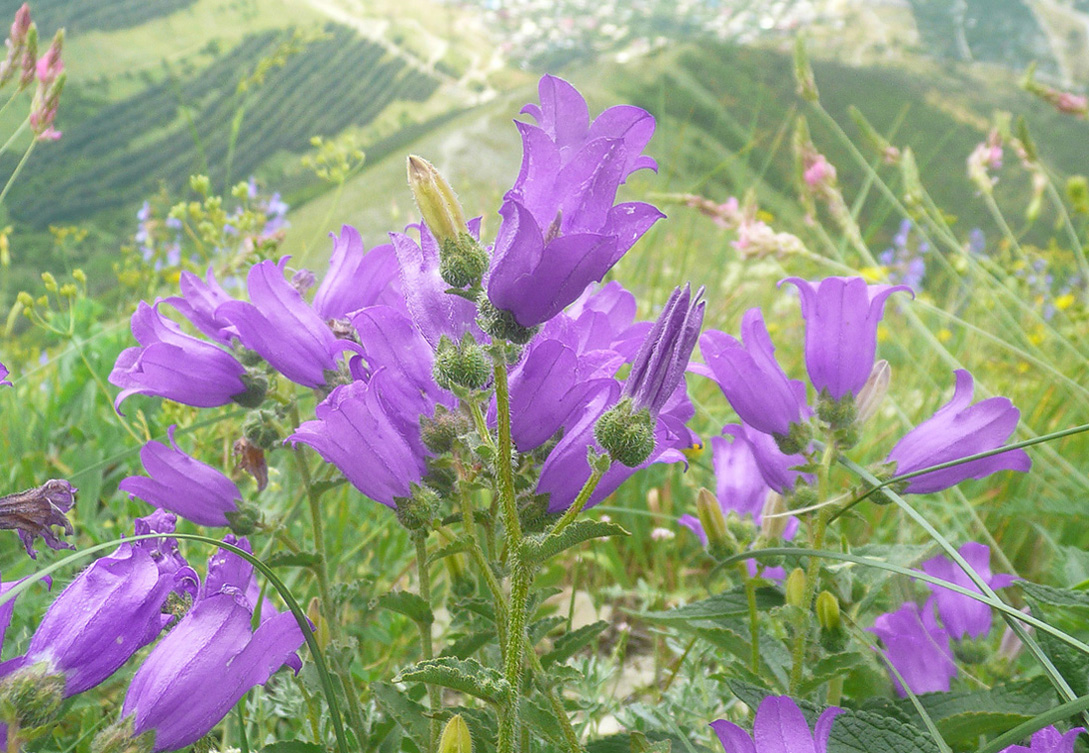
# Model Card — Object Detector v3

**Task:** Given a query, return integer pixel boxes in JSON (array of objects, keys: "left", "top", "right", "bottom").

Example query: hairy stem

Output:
[{"left": 414, "top": 531, "right": 441, "bottom": 753}]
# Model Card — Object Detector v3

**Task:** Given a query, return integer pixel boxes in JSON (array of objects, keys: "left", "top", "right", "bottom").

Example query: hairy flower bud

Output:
[
  {"left": 695, "top": 487, "right": 735, "bottom": 556},
  {"left": 395, "top": 484, "right": 440, "bottom": 531},
  {"left": 438, "top": 714, "right": 473, "bottom": 753},
  {"left": 433, "top": 334, "right": 491, "bottom": 392},
  {"left": 759, "top": 492, "right": 789, "bottom": 541},
  {"left": 815, "top": 591, "right": 840, "bottom": 631},
  {"left": 476, "top": 296, "right": 537, "bottom": 345},
  {"left": 793, "top": 36, "right": 819, "bottom": 102},
  {"left": 0, "top": 662, "right": 65, "bottom": 730},
  {"left": 785, "top": 567, "right": 807, "bottom": 608},
  {"left": 593, "top": 398, "right": 655, "bottom": 468},
  {"left": 306, "top": 597, "right": 330, "bottom": 651},
  {"left": 421, "top": 404, "right": 469, "bottom": 454},
  {"left": 91, "top": 718, "right": 155, "bottom": 753},
  {"left": 407, "top": 155, "right": 467, "bottom": 247}
]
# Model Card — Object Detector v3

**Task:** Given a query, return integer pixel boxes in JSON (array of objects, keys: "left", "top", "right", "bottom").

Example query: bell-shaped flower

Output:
[
  {"left": 119, "top": 425, "right": 242, "bottom": 527},
  {"left": 697, "top": 308, "right": 808, "bottom": 436},
  {"left": 288, "top": 369, "right": 430, "bottom": 508},
  {"left": 121, "top": 537, "right": 304, "bottom": 752},
  {"left": 110, "top": 302, "right": 248, "bottom": 413},
  {"left": 0, "top": 478, "right": 75, "bottom": 558},
  {"left": 722, "top": 424, "right": 812, "bottom": 496},
  {"left": 1000, "top": 726, "right": 1085, "bottom": 753},
  {"left": 162, "top": 267, "right": 238, "bottom": 346},
  {"left": 886, "top": 369, "right": 1030, "bottom": 494},
  {"left": 780, "top": 276, "right": 911, "bottom": 401},
  {"left": 390, "top": 220, "right": 485, "bottom": 350},
  {"left": 711, "top": 695, "right": 842, "bottom": 753},
  {"left": 0, "top": 510, "right": 196, "bottom": 698},
  {"left": 313, "top": 225, "right": 405, "bottom": 320},
  {"left": 217, "top": 257, "right": 362, "bottom": 388},
  {"left": 623, "top": 284, "right": 704, "bottom": 418},
  {"left": 0, "top": 361, "right": 10, "bottom": 387},
  {"left": 485, "top": 75, "right": 664, "bottom": 329},
  {"left": 869, "top": 601, "right": 957, "bottom": 696},
  {"left": 920, "top": 542, "right": 1016, "bottom": 640}
]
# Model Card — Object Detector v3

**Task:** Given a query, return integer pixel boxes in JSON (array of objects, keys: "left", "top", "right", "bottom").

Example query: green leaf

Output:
[
  {"left": 442, "top": 629, "right": 496, "bottom": 660},
  {"left": 797, "top": 652, "right": 865, "bottom": 696},
  {"left": 371, "top": 681, "right": 430, "bottom": 753},
  {"left": 520, "top": 696, "right": 570, "bottom": 748},
  {"left": 528, "top": 520, "right": 630, "bottom": 563},
  {"left": 828, "top": 708, "right": 942, "bottom": 753},
  {"left": 1035, "top": 617, "right": 1089, "bottom": 696},
  {"left": 528, "top": 615, "right": 567, "bottom": 645},
  {"left": 258, "top": 743, "right": 326, "bottom": 753},
  {"left": 541, "top": 620, "right": 610, "bottom": 668},
  {"left": 374, "top": 590, "right": 434, "bottom": 625},
  {"left": 637, "top": 587, "right": 784, "bottom": 622},
  {"left": 1020, "top": 581, "right": 1089, "bottom": 612},
  {"left": 895, "top": 677, "right": 1055, "bottom": 747},
  {"left": 631, "top": 732, "right": 672, "bottom": 753},
  {"left": 264, "top": 551, "right": 321, "bottom": 569},
  {"left": 395, "top": 657, "right": 511, "bottom": 705}
]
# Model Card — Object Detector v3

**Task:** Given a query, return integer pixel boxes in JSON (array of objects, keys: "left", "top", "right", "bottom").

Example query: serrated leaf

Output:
[
  {"left": 637, "top": 587, "right": 784, "bottom": 622},
  {"left": 827, "top": 707, "right": 942, "bottom": 753},
  {"left": 528, "top": 615, "right": 567, "bottom": 645},
  {"left": 371, "top": 681, "right": 430, "bottom": 753},
  {"left": 528, "top": 520, "right": 630, "bottom": 563},
  {"left": 1021, "top": 581, "right": 1089, "bottom": 612},
  {"left": 541, "top": 620, "right": 610, "bottom": 668},
  {"left": 395, "top": 657, "right": 511, "bottom": 705},
  {"left": 521, "top": 695, "right": 570, "bottom": 748},
  {"left": 455, "top": 597, "right": 498, "bottom": 625},
  {"left": 257, "top": 743, "right": 326, "bottom": 753},
  {"left": 264, "top": 551, "right": 321, "bottom": 569},
  {"left": 374, "top": 590, "right": 433, "bottom": 625},
  {"left": 893, "top": 677, "right": 1054, "bottom": 747}
]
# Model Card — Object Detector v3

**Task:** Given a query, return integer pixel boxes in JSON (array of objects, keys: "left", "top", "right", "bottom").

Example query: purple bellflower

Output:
[
  {"left": 0, "top": 479, "right": 76, "bottom": 558},
  {"left": 780, "top": 276, "right": 911, "bottom": 401},
  {"left": 920, "top": 542, "right": 1016, "bottom": 641},
  {"left": 486, "top": 75, "right": 664, "bottom": 329},
  {"left": 0, "top": 510, "right": 197, "bottom": 698},
  {"left": 623, "top": 284, "right": 705, "bottom": 417},
  {"left": 162, "top": 268, "right": 238, "bottom": 346},
  {"left": 999, "top": 727, "right": 1085, "bottom": 753},
  {"left": 711, "top": 695, "right": 842, "bottom": 753},
  {"left": 288, "top": 368, "right": 430, "bottom": 508},
  {"left": 119, "top": 425, "right": 242, "bottom": 527},
  {"left": 390, "top": 220, "right": 485, "bottom": 350},
  {"left": 110, "top": 302, "right": 248, "bottom": 414},
  {"left": 217, "top": 257, "right": 362, "bottom": 388},
  {"left": 697, "top": 308, "right": 809, "bottom": 437},
  {"left": 121, "top": 537, "right": 304, "bottom": 752},
  {"left": 723, "top": 424, "right": 813, "bottom": 497},
  {"left": 0, "top": 361, "right": 10, "bottom": 386},
  {"left": 886, "top": 369, "right": 1031, "bottom": 494},
  {"left": 313, "top": 225, "right": 405, "bottom": 321},
  {"left": 869, "top": 601, "right": 957, "bottom": 696}
]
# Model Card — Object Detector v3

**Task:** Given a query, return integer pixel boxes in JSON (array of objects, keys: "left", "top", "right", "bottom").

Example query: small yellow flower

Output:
[{"left": 937, "top": 328, "right": 952, "bottom": 343}]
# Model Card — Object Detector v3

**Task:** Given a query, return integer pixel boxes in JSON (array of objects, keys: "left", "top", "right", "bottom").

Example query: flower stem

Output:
[
  {"left": 549, "top": 464, "right": 608, "bottom": 539},
  {"left": 739, "top": 563, "right": 761, "bottom": 674},
  {"left": 789, "top": 441, "right": 836, "bottom": 693},
  {"left": 492, "top": 354, "right": 522, "bottom": 548},
  {"left": 497, "top": 554, "right": 532, "bottom": 753},
  {"left": 0, "top": 136, "right": 34, "bottom": 207},
  {"left": 414, "top": 530, "right": 441, "bottom": 753}
]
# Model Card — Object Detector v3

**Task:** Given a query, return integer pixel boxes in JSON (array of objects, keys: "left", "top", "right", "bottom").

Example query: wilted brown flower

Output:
[{"left": 0, "top": 479, "right": 76, "bottom": 558}]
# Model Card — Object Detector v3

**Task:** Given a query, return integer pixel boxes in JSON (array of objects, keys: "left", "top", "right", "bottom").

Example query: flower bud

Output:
[
  {"left": 433, "top": 334, "right": 491, "bottom": 392},
  {"left": 242, "top": 409, "right": 280, "bottom": 450},
  {"left": 785, "top": 567, "right": 807, "bottom": 608},
  {"left": 0, "top": 661, "right": 65, "bottom": 730},
  {"left": 793, "top": 36, "right": 819, "bottom": 102},
  {"left": 407, "top": 155, "right": 468, "bottom": 248},
  {"left": 395, "top": 484, "right": 440, "bottom": 531},
  {"left": 593, "top": 398, "right": 655, "bottom": 468},
  {"left": 421, "top": 404, "right": 469, "bottom": 454},
  {"left": 306, "top": 597, "right": 330, "bottom": 651},
  {"left": 40, "top": 271, "right": 56, "bottom": 292},
  {"left": 695, "top": 487, "right": 733, "bottom": 553},
  {"left": 224, "top": 500, "right": 261, "bottom": 536},
  {"left": 815, "top": 590, "right": 840, "bottom": 631},
  {"left": 189, "top": 174, "right": 211, "bottom": 196},
  {"left": 758, "top": 492, "right": 789, "bottom": 541},
  {"left": 438, "top": 714, "right": 473, "bottom": 753},
  {"left": 476, "top": 296, "right": 537, "bottom": 345},
  {"left": 230, "top": 371, "right": 268, "bottom": 409},
  {"left": 854, "top": 359, "right": 890, "bottom": 426},
  {"left": 91, "top": 717, "right": 155, "bottom": 753}
]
